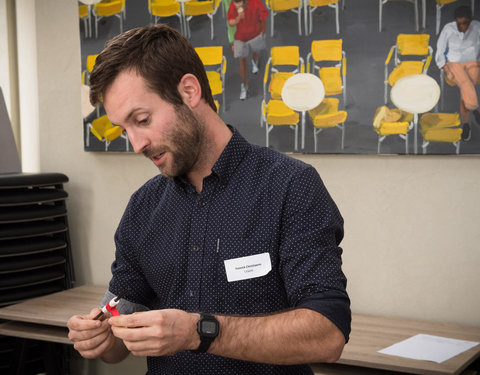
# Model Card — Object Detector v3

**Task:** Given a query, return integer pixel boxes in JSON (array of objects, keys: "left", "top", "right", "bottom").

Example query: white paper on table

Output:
[{"left": 378, "top": 334, "right": 479, "bottom": 363}]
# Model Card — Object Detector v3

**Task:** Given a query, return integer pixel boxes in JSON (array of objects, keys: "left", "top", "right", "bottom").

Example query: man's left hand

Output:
[{"left": 108, "top": 309, "right": 200, "bottom": 357}]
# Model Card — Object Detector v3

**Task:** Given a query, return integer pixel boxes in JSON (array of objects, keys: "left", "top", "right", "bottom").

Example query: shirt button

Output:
[
  {"left": 193, "top": 245, "right": 199, "bottom": 252},
  {"left": 190, "top": 290, "right": 196, "bottom": 297},
  {"left": 198, "top": 200, "right": 205, "bottom": 207}
]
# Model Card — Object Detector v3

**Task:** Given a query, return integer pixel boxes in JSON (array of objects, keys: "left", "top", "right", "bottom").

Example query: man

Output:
[
  {"left": 67, "top": 25, "right": 350, "bottom": 375},
  {"left": 228, "top": 0, "right": 268, "bottom": 100},
  {"left": 435, "top": 5, "right": 480, "bottom": 141}
]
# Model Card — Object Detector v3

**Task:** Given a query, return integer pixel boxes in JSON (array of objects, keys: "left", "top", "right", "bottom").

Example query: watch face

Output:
[{"left": 201, "top": 320, "right": 218, "bottom": 336}]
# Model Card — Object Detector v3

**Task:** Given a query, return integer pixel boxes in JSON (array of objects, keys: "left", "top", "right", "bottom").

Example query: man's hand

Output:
[
  {"left": 108, "top": 309, "right": 200, "bottom": 357},
  {"left": 67, "top": 308, "right": 116, "bottom": 359}
]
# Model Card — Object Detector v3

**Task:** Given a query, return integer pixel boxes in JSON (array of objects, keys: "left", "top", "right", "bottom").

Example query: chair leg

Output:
[
  {"left": 309, "top": 7, "right": 313, "bottom": 35},
  {"left": 335, "top": 3, "right": 339, "bottom": 34},
  {"left": 270, "top": 10, "right": 274, "bottom": 37},
  {"left": 222, "top": 90, "right": 226, "bottom": 113},
  {"left": 119, "top": 14, "right": 123, "bottom": 34},
  {"left": 414, "top": 0, "right": 418, "bottom": 32},
  {"left": 211, "top": 15, "right": 214, "bottom": 40},
  {"left": 95, "top": 15, "right": 99, "bottom": 38},
  {"left": 405, "top": 132, "right": 408, "bottom": 154},
  {"left": 266, "top": 122, "right": 269, "bottom": 147},
  {"left": 440, "top": 70, "right": 444, "bottom": 111},
  {"left": 422, "top": 141, "right": 428, "bottom": 154},
  {"left": 341, "top": 123, "right": 345, "bottom": 149},
  {"left": 436, "top": 4, "right": 441, "bottom": 35},
  {"left": 421, "top": 0, "right": 426, "bottom": 30},
  {"left": 298, "top": 7, "right": 302, "bottom": 36},
  {"left": 379, "top": 0, "right": 382, "bottom": 32},
  {"left": 293, "top": 125, "right": 298, "bottom": 151},
  {"left": 304, "top": 3, "right": 308, "bottom": 35}
]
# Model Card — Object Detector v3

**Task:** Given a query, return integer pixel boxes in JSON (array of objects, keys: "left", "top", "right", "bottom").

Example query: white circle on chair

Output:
[
  {"left": 281, "top": 73, "right": 325, "bottom": 112},
  {"left": 390, "top": 74, "right": 440, "bottom": 114}
]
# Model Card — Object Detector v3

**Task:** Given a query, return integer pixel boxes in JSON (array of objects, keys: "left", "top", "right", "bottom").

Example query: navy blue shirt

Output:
[{"left": 109, "top": 127, "right": 350, "bottom": 375}]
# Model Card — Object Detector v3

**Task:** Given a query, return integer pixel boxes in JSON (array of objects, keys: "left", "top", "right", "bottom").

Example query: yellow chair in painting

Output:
[
  {"left": 384, "top": 33, "right": 433, "bottom": 104},
  {"left": 184, "top": 0, "right": 221, "bottom": 40},
  {"left": 265, "top": 46, "right": 304, "bottom": 101},
  {"left": 79, "top": 4, "right": 91, "bottom": 38},
  {"left": 92, "top": 0, "right": 123, "bottom": 38},
  {"left": 261, "top": 100, "right": 300, "bottom": 150},
  {"left": 307, "top": 39, "right": 346, "bottom": 106},
  {"left": 306, "top": 0, "right": 340, "bottom": 35},
  {"left": 308, "top": 98, "right": 347, "bottom": 152},
  {"left": 148, "top": 0, "right": 181, "bottom": 26},
  {"left": 419, "top": 112, "right": 462, "bottom": 154},
  {"left": 265, "top": 0, "right": 302, "bottom": 37},
  {"left": 431, "top": 0, "right": 475, "bottom": 35},
  {"left": 373, "top": 105, "right": 413, "bottom": 154},
  {"left": 379, "top": 0, "right": 419, "bottom": 32},
  {"left": 87, "top": 115, "right": 129, "bottom": 152},
  {"left": 195, "top": 46, "right": 227, "bottom": 112},
  {"left": 262, "top": 47, "right": 303, "bottom": 150},
  {"left": 83, "top": 54, "right": 98, "bottom": 86}
]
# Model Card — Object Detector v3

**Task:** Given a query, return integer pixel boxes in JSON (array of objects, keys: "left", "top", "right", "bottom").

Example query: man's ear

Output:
[{"left": 178, "top": 74, "right": 202, "bottom": 109}]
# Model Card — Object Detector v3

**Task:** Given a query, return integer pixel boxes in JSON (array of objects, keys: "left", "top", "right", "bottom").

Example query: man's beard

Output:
[{"left": 143, "top": 104, "right": 205, "bottom": 178}]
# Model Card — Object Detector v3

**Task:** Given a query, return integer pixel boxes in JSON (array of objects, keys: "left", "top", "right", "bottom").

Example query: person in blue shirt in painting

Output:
[{"left": 67, "top": 24, "right": 350, "bottom": 375}]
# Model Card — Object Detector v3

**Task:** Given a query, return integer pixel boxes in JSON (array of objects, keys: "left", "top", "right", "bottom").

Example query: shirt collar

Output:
[
  {"left": 211, "top": 125, "right": 250, "bottom": 185},
  {"left": 173, "top": 125, "right": 250, "bottom": 189}
]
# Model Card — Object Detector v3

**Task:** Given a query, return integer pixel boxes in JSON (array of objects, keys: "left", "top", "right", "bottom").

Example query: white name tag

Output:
[{"left": 224, "top": 252, "right": 272, "bottom": 282}]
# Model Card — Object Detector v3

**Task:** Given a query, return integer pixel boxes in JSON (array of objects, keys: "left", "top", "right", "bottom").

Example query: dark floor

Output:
[{"left": 81, "top": 0, "right": 480, "bottom": 155}]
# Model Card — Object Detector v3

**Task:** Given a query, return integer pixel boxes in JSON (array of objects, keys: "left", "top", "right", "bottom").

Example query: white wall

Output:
[{"left": 21, "top": 0, "right": 480, "bottom": 373}]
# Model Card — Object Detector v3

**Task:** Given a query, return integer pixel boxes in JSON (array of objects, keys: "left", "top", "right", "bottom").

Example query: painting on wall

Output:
[{"left": 81, "top": 0, "right": 479, "bottom": 155}]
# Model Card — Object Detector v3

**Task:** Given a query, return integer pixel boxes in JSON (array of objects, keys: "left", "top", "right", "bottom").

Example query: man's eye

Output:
[{"left": 138, "top": 118, "right": 149, "bottom": 125}]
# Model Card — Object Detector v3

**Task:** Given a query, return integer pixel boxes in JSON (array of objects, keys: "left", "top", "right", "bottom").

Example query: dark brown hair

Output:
[
  {"left": 89, "top": 24, "right": 216, "bottom": 112},
  {"left": 454, "top": 6, "right": 472, "bottom": 20}
]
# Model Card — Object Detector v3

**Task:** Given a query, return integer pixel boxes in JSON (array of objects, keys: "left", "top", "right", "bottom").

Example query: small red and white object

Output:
[{"left": 93, "top": 295, "right": 121, "bottom": 320}]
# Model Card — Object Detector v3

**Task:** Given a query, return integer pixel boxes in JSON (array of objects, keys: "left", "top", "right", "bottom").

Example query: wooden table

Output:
[
  {"left": 0, "top": 284, "right": 106, "bottom": 344},
  {"left": 313, "top": 314, "right": 480, "bottom": 375},
  {"left": 0, "top": 286, "right": 479, "bottom": 374}
]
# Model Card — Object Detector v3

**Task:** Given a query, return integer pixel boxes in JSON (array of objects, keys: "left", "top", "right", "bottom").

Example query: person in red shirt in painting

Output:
[{"left": 228, "top": 0, "right": 268, "bottom": 100}]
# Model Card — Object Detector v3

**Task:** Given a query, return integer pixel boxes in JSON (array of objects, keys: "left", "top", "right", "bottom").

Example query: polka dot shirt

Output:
[{"left": 108, "top": 127, "right": 351, "bottom": 375}]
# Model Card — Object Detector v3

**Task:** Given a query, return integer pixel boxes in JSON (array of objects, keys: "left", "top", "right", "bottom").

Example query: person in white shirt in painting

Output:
[{"left": 436, "top": 5, "right": 480, "bottom": 141}]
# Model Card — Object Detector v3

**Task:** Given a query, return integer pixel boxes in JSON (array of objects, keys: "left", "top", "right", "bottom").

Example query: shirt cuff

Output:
[{"left": 297, "top": 290, "right": 351, "bottom": 343}]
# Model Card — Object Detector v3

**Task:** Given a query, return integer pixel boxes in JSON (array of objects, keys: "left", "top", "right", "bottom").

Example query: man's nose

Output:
[{"left": 127, "top": 131, "right": 149, "bottom": 154}]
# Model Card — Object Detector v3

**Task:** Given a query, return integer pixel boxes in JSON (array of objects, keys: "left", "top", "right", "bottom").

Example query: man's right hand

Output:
[{"left": 67, "top": 308, "right": 116, "bottom": 359}]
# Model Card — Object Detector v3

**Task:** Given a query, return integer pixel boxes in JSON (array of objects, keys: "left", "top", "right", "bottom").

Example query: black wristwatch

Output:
[{"left": 194, "top": 313, "right": 219, "bottom": 353}]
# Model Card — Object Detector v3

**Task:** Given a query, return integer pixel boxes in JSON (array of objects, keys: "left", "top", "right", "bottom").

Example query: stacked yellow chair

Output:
[
  {"left": 87, "top": 115, "right": 129, "bottom": 152},
  {"left": 307, "top": 39, "right": 346, "bottom": 106},
  {"left": 148, "top": 0, "right": 181, "bottom": 26},
  {"left": 384, "top": 33, "right": 433, "bottom": 104},
  {"left": 419, "top": 112, "right": 462, "bottom": 154},
  {"left": 184, "top": 0, "right": 221, "bottom": 40},
  {"left": 266, "top": 0, "right": 302, "bottom": 37},
  {"left": 306, "top": 0, "right": 340, "bottom": 35},
  {"left": 308, "top": 98, "right": 347, "bottom": 152},
  {"left": 195, "top": 46, "right": 227, "bottom": 112},
  {"left": 92, "top": 0, "right": 124, "bottom": 38},
  {"left": 373, "top": 105, "right": 413, "bottom": 154},
  {"left": 261, "top": 46, "right": 303, "bottom": 150}
]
